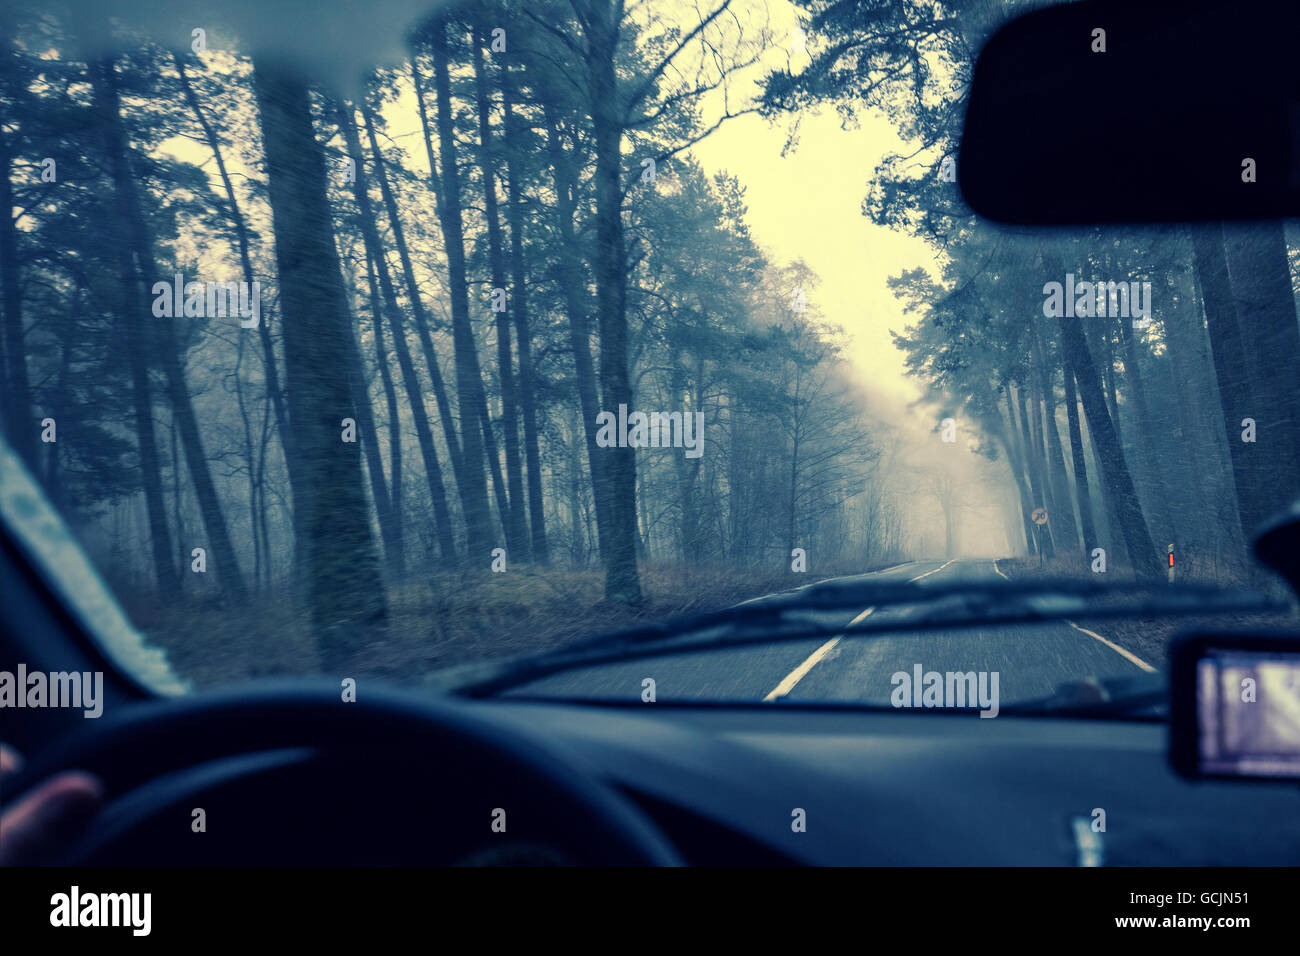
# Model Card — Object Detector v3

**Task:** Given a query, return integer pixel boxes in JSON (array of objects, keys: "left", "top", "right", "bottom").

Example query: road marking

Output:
[
  {"left": 734, "top": 562, "right": 918, "bottom": 607},
  {"left": 761, "top": 609, "right": 871, "bottom": 701},
  {"left": 1064, "top": 621, "right": 1156, "bottom": 673},
  {"left": 995, "top": 559, "right": 1154, "bottom": 672},
  {"left": 910, "top": 559, "right": 956, "bottom": 582},
  {"left": 763, "top": 560, "right": 957, "bottom": 701}
]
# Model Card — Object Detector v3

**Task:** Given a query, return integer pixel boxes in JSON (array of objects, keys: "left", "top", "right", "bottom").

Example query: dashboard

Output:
[{"left": 478, "top": 699, "right": 1300, "bottom": 866}]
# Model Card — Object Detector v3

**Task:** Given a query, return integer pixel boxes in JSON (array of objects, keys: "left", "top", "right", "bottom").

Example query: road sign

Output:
[{"left": 1031, "top": 507, "right": 1048, "bottom": 526}]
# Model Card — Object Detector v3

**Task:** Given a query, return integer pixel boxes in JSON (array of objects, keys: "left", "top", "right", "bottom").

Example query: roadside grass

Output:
[
  {"left": 121, "top": 559, "right": 906, "bottom": 689},
  {"left": 997, "top": 554, "right": 1299, "bottom": 671}
]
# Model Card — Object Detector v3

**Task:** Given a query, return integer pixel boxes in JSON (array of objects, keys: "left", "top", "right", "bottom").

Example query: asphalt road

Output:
[{"left": 510, "top": 559, "right": 1156, "bottom": 708}]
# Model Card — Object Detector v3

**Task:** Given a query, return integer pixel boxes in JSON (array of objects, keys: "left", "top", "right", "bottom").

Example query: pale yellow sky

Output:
[
  {"left": 683, "top": 0, "right": 947, "bottom": 438},
  {"left": 691, "top": 107, "right": 938, "bottom": 408},
  {"left": 683, "top": 1, "right": 1007, "bottom": 554}
]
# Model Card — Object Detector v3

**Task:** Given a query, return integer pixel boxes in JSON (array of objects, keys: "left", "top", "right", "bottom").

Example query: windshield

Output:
[{"left": 1, "top": 0, "right": 1296, "bottom": 714}]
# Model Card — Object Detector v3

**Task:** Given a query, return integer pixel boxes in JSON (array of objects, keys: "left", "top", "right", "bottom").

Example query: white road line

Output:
[
  {"left": 734, "top": 561, "right": 918, "bottom": 607},
  {"left": 761, "top": 608, "right": 872, "bottom": 701},
  {"left": 994, "top": 558, "right": 1154, "bottom": 673},
  {"left": 763, "top": 560, "right": 958, "bottom": 701},
  {"left": 1064, "top": 620, "right": 1157, "bottom": 673},
  {"left": 909, "top": 559, "right": 957, "bottom": 582}
]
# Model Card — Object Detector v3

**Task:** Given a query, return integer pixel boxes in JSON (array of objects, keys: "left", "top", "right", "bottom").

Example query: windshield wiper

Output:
[
  {"left": 425, "top": 577, "right": 1288, "bottom": 698},
  {"left": 570, "top": 575, "right": 1272, "bottom": 643},
  {"left": 1001, "top": 672, "right": 1167, "bottom": 717}
]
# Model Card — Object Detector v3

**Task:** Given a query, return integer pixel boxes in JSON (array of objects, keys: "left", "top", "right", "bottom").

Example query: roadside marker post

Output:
[
  {"left": 1031, "top": 508, "right": 1049, "bottom": 568},
  {"left": 1168, "top": 544, "right": 1175, "bottom": 584}
]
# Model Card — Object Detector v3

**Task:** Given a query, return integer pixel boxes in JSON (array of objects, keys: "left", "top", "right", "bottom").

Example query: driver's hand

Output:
[{"left": 0, "top": 743, "right": 103, "bottom": 865}]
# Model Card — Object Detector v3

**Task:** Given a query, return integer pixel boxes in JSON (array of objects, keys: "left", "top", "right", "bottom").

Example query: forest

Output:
[
  {"left": 765, "top": 0, "right": 1300, "bottom": 581},
  {"left": 0, "top": 0, "right": 901, "bottom": 678},
  {"left": 2, "top": 0, "right": 1297, "bottom": 682}
]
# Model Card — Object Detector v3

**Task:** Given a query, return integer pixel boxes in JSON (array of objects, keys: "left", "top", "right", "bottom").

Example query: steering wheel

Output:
[{"left": 8, "top": 681, "right": 681, "bottom": 866}]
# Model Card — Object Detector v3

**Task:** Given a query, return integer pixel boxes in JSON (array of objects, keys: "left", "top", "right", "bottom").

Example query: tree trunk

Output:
[
  {"left": 1099, "top": 320, "right": 1122, "bottom": 443},
  {"left": 1033, "top": 322, "right": 1079, "bottom": 550},
  {"left": 585, "top": 3, "right": 642, "bottom": 601},
  {"left": 175, "top": 54, "right": 303, "bottom": 578},
  {"left": 253, "top": 60, "right": 387, "bottom": 662},
  {"left": 232, "top": 333, "right": 260, "bottom": 589},
  {"left": 542, "top": 106, "right": 614, "bottom": 566},
  {"left": 85, "top": 54, "right": 177, "bottom": 595},
  {"left": 1002, "top": 390, "right": 1038, "bottom": 553},
  {"left": 1042, "top": 249, "right": 1159, "bottom": 576},
  {"left": 1117, "top": 314, "right": 1175, "bottom": 544},
  {"left": 502, "top": 61, "right": 549, "bottom": 564},
  {"left": 1190, "top": 223, "right": 1266, "bottom": 539},
  {"left": 169, "top": 413, "right": 185, "bottom": 591},
  {"left": 364, "top": 253, "right": 405, "bottom": 576},
  {"left": 1162, "top": 263, "right": 1242, "bottom": 557},
  {"left": 362, "top": 98, "right": 467, "bottom": 530},
  {"left": 93, "top": 53, "right": 248, "bottom": 602},
  {"left": 1016, "top": 383, "right": 1055, "bottom": 556},
  {"left": 426, "top": 23, "right": 494, "bottom": 565},
  {"left": 338, "top": 103, "right": 456, "bottom": 562},
  {"left": 471, "top": 27, "right": 529, "bottom": 558},
  {"left": 671, "top": 356, "right": 703, "bottom": 562},
  {"left": 0, "top": 127, "right": 36, "bottom": 468},
  {"left": 1062, "top": 364, "right": 1098, "bottom": 557},
  {"left": 1222, "top": 221, "right": 1300, "bottom": 521},
  {"left": 343, "top": 297, "right": 401, "bottom": 580}
]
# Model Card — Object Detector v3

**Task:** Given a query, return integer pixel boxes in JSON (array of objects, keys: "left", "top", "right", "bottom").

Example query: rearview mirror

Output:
[
  {"left": 960, "top": 0, "right": 1300, "bottom": 224},
  {"left": 1170, "top": 633, "right": 1300, "bottom": 781}
]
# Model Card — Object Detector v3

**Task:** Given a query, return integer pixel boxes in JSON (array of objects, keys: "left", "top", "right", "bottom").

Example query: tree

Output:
[
  {"left": 253, "top": 59, "right": 386, "bottom": 664},
  {"left": 522, "top": 0, "right": 768, "bottom": 601},
  {"left": 336, "top": 101, "right": 457, "bottom": 563},
  {"left": 1041, "top": 247, "right": 1159, "bottom": 576},
  {"left": 471, "top": 21, "right": 529, "bottom": 557}
]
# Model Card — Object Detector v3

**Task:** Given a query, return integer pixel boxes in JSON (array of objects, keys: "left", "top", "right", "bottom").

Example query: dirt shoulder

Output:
[{"left": 129, "top": 560, "right": 908, "bottom": 689}]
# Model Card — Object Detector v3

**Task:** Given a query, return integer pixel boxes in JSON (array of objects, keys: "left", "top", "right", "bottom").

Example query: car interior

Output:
[{"left": 2, "top": 0, "right": 1299, "bottom": 882}]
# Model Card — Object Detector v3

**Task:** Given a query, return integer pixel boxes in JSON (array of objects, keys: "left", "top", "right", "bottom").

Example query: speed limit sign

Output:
[{"left": 1031, "top": 507, "right": 1048, "bottom": 526}]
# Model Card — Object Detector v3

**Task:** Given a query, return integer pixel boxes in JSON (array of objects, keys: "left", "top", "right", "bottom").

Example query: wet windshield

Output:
[{"left": 0, "top": 0, "right": 1296, "bottom": 712}]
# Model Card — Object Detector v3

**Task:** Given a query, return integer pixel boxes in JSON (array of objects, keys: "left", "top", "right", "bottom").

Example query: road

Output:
[{"left": 511, "top": 559, "right": 1156, "bottom": 708}]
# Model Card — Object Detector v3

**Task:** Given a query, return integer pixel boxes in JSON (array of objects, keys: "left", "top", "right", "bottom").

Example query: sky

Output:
[
  {"left": 682, "top": 2, "right": 1013, "bottom": 555},
  {"left": 680, "top": 0, "right": 945, "bottom": 428},
  {"left": 692, "top": 108, "right": 937, "bottom": 411}
]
